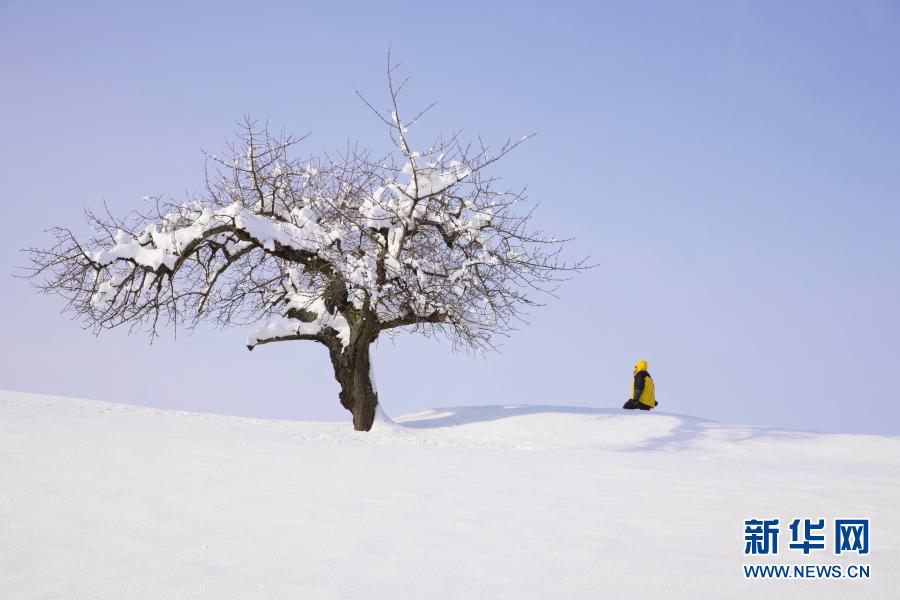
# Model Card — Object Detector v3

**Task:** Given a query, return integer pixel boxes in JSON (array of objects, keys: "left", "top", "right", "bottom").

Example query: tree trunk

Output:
[{"left": 330, "top": 332, "right": 378, "bottom": 432}]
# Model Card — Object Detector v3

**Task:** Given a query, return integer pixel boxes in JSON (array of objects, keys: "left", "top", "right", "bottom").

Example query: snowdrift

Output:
[{"left": 1, "top": 390, "right": 897, "bottom": 599}]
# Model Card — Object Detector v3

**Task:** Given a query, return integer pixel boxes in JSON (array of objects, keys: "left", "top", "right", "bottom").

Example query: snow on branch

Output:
[{"left": 24, "top": 82, "right": 587, "bottom": 354}]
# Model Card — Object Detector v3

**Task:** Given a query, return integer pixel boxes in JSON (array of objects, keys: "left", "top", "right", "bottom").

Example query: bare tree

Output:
[{"left": 23, "top": 64, "right": 586, "bottom": 431}]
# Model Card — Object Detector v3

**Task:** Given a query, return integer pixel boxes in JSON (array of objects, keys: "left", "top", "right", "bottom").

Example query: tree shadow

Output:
[
  {"left": 395, "top": 404, "right": 726, "bottom": 452},
  {"left": 394, "top": 404, "right": 626, "bottom": 428}
]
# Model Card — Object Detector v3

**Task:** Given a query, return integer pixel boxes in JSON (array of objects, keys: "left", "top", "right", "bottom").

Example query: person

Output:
[{"left": 623, "top": 359, "right": 657, "bottom": 410}]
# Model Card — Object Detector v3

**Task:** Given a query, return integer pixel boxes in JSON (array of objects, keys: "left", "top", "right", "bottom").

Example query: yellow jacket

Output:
[{"left": 632, "top": 360, "right": 656, "bottom": 408}]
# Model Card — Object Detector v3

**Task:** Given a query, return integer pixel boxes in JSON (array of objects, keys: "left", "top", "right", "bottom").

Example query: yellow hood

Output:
[{"left": 634, "top": 359, "right": 648, "bottom": 374}]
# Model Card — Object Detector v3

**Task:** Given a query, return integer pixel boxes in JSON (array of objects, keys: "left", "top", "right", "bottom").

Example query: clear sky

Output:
[{"left": 2, "top": 0, "right": 898, "bottom": 434}]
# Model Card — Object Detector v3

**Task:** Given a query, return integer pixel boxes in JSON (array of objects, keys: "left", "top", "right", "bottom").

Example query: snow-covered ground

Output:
[{"left": 1, "top": 390, "right": 898, "bottom": 599}]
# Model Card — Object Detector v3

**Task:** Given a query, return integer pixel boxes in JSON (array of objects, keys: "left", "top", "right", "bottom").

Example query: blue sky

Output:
[{"left": 2, "top": 0, "right": 898, "bottom": 434}]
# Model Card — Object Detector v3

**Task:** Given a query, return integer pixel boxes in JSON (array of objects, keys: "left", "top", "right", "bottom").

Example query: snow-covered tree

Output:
[{"left": 24, "top": 68, "right": 585, "bottom": 431}]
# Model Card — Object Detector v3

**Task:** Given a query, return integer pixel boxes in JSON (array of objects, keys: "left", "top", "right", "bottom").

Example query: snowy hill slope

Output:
[{"left": 1, "top": 390, "right": 898, "bottom": 599}]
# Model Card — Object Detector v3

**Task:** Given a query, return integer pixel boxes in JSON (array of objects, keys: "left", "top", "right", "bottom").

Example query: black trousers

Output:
[{"left": 623, "top": 398, "right": 652, "bottom": 410}]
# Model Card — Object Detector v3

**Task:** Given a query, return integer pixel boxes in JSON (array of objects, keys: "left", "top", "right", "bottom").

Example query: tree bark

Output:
[{"left": 329, "top": 330, "right": 378, "bottom": 432}]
